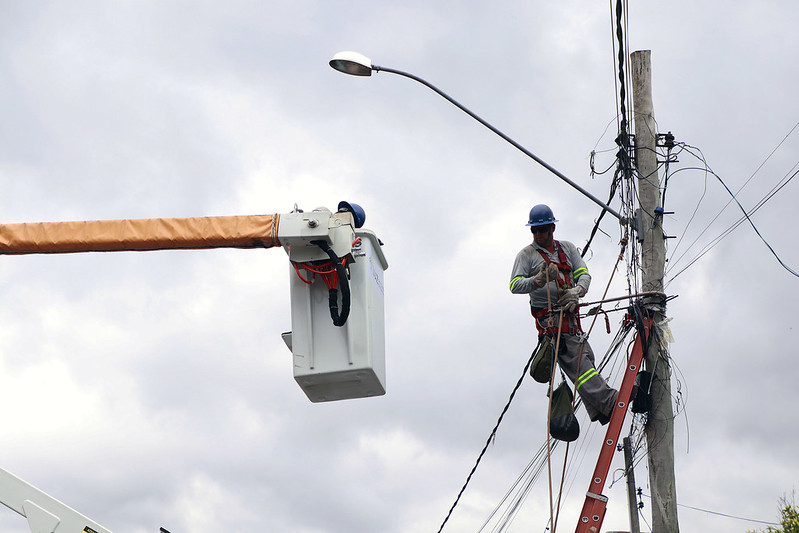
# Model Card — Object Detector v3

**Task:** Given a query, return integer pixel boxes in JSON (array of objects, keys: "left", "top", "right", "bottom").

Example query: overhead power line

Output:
[
  {"left": 640, "top": 493, "right": 779, "bottom": 526},
  {"left": 664, "top": 119, "right": 799, "bottom": 280},
  {"left": 435, "top": 350, "right": 536, "bottom": 533},
  {"left": 668, "top": 163, "right": 799, "bottom": 282},
  {"left": 667, "top": 144, "right": 799, "bottom": 280}
]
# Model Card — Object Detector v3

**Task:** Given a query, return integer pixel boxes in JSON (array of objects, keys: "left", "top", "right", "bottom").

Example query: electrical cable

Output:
[
  {"left": 608, "top": 0, "right": 620, "bottom": 136},
  {"left": 640, "top": 493, "right": 780, "bottom": 526},
  {"left": 667, "top": 163, "right": 799, "bottom": 282},
  {"left": 582, "top": 168, "right": 621, "bottom": 258},
  {"left": 590, "top": 148, "right": 619, "bottom": 177},
  {"left": 435, "top": 348, "right": 537, "bottom": 533},
  {"left": 662, "top": 164, "right": 710, "bottom": 267},
  {"left": 665, "top": 121, "right": 799, "bottom": 279},
  {"left": 699, "top": 118, "right": 799, "bottom": 220},
  {"left": 638, "top": 506, "right": 652, "bottom": 531},
  {"left": 475, "top": 315, "right": 637, "bottom": 533},
  {"left": 310, "top": 240, "right": 351, "bottom": 326},
  {"left": 668, "top": 146, "right": 799, "bottom": 278},
  {"left": 478, "top": 442, "right": 554, "bottom": 533},
  {"left": 583, "top": 0, "right": 636, "bottom": 260}
]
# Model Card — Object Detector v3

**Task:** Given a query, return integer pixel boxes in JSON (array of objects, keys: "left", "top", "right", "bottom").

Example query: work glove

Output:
[
  {"left": 533, "top": 262, "right": 560, "bottom": 287},
  {"left": 558, "top": 286, "right": 584, "bottom": 313}
]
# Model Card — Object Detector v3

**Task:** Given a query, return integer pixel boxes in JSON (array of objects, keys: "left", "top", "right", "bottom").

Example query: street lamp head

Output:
[{"left": 329, "top": 51, "right": 373, "bottom": 76}]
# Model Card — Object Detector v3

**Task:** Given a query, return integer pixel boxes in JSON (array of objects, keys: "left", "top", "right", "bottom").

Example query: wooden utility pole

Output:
[{"left": 631, "top": 49, "right": 679, "bottom": 533}]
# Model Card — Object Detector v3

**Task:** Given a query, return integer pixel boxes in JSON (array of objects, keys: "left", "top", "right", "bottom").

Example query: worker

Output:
[{"left": 509, "top": 204, "right": 617, "bottom": 425}]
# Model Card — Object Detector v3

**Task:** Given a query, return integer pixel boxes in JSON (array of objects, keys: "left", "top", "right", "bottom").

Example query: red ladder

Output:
[{"left": 575, "top": 313, "right": 652, "bottom": 533}]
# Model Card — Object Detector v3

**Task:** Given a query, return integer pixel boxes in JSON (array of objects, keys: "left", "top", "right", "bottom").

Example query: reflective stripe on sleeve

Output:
[
  {"left": 510, "top": 275, "right": 525, "bottom": 291},
  {"left": 573, "top": 267, "right": 588, "bottom": 279}
]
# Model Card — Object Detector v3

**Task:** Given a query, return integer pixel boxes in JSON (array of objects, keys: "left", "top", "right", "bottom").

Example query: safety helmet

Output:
[
  {"left": 526, "top": 204, "right": 558, "bottom": 227},
  {"left": 337, "top": 200, "right": 366, "bottom": 228}
]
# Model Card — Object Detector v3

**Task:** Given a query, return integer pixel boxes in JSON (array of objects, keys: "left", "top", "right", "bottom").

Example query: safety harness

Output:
[{"left": 531, "top": 240, "right": 584, "bottom": 336}]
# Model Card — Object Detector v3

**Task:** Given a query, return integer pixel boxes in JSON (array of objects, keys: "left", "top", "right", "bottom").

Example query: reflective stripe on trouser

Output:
[
  {"left": 552, "top": 334, "right": 617, "bottom": 421},
  {"left": 576, "top": 368, "right": 599, "bottom": 390}
]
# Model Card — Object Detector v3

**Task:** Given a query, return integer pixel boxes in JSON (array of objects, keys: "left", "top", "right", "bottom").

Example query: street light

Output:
[{"left": 329, "top": 51, "right": 624, "bottom": 222}]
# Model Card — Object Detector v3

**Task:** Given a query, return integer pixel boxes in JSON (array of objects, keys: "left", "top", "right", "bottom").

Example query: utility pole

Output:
[
  {"left": 631, "top": 50, "right": 679, "bottom": 533},
  {"left": 623, "top": 437, "right": 641, "bottom": 533}
]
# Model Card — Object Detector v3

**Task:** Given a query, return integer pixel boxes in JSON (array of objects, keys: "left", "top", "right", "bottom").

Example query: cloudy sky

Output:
[{"left": 1, "top": 1, "right": 797, "bottom": 532}]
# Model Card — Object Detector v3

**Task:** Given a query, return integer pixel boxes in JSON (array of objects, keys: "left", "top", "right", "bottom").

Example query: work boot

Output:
[{"left": 589, "top": 410, "right": 611, "bottom": 425}]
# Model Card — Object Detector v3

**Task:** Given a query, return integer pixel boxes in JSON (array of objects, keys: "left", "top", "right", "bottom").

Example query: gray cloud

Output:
[{"left": 0, "top": 1, "right": 797, "bottom": 532}]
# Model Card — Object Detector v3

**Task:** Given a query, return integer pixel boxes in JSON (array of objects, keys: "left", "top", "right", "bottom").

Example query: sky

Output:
[{"left": 0, "top": 1, "right": 797, "bottom": 532}]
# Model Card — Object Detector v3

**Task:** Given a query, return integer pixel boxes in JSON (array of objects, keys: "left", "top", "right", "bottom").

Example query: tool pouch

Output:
[
  {"left": 549, "top": 381, "right": 580, "bottom": 442},
  {"left": 530, "top": 335, "right": 554, "bottom": 384}
]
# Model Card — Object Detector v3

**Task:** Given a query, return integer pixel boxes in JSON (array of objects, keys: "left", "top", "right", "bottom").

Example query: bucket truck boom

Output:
[{"left": 0, "top": 202, "right": 387, "bottom": 532}]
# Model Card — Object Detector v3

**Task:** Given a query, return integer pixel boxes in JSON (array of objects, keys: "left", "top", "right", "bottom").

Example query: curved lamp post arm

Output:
[{"left": 330, "top": 51, "right": 625, "bottom": 223}]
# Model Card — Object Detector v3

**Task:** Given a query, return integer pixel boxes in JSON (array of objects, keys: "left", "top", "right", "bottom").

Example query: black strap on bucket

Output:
[{"left": 311, "top": 240, "right": 351, "bottom": 327}]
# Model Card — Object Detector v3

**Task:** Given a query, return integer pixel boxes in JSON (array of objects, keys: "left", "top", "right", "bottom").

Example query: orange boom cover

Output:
[{"left": 0, "top": 214, "right": 280, "bottom": 254}]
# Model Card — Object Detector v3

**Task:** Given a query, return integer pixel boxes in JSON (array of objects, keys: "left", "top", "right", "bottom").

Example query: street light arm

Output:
[{"left": 369, "top": 64, "right": 625, "bottom": 222}]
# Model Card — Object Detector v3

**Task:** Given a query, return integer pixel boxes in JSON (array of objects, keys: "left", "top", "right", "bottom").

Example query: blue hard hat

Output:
[
  {"left": 338, "top": 201, "right": 366, "bottom": 228},
  {"left": 526, "top": 204, "right": 558, "bottom": 227}
]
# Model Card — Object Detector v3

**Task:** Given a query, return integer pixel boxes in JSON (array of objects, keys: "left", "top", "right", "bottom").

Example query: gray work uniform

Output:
[{"left": 509, "top": 240, "right": 617, "bottom": 422}]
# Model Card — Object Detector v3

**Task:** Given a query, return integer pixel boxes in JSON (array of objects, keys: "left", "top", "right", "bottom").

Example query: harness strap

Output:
[
  {"left": 532, "top": 307, "right": 582, "bottom": 336},
  {"left": 537, "top": 240, "right": 574, "bottom": 290},
  {"left": 534, "top": 241, "right": 583, "bottom": 335}
]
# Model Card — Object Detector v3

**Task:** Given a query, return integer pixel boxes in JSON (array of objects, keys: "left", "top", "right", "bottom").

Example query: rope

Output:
[
  {"left": 544, "top": 266, "right": 571, "bottom": 533},
  {"left": 583, "top": 234, "right": 629, "bottom": 338},
  {"left": 551, "top": 233, "right": 628, "bottom": 533},
  {"left": 546, "top": 331, "right": 563, "bottom": 530},
  {"left": 540, "top": 267, "right": 558, "bottom": 531}
]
